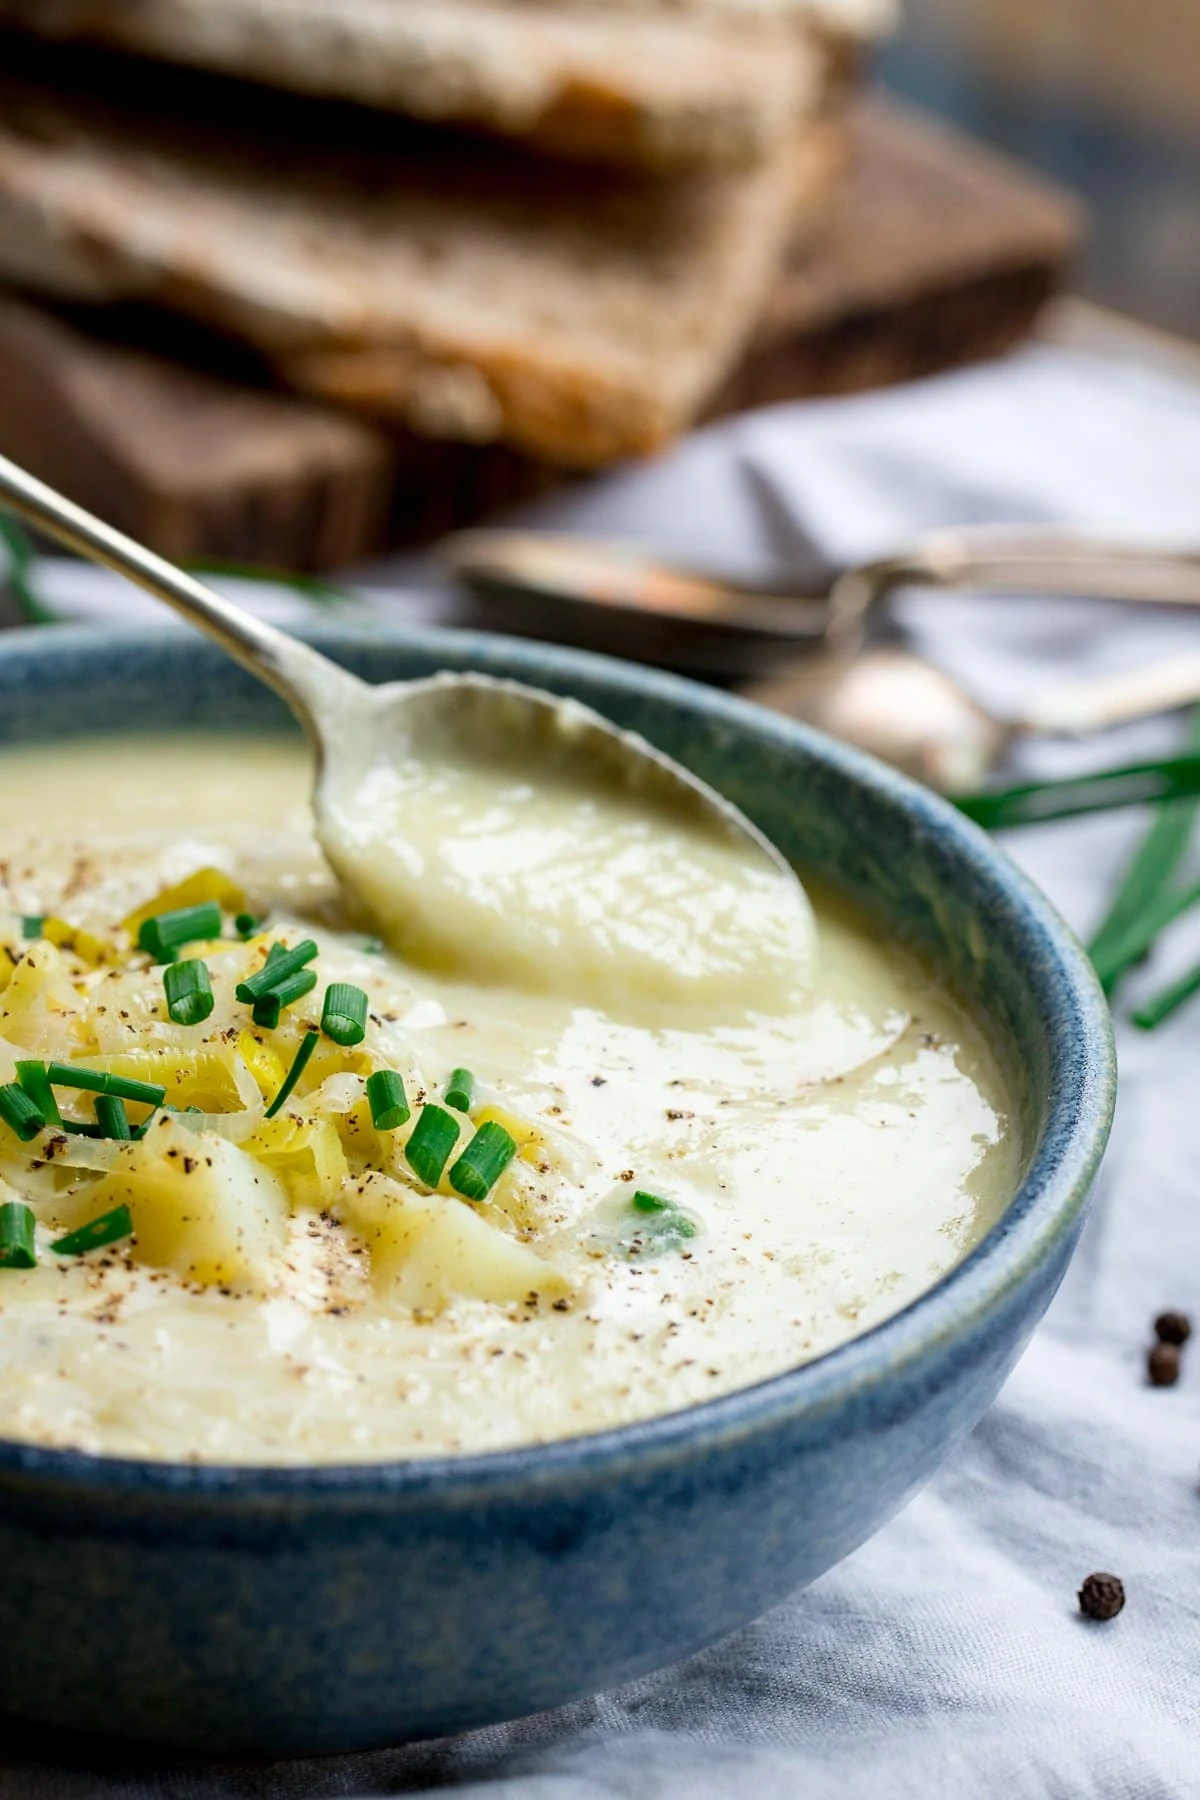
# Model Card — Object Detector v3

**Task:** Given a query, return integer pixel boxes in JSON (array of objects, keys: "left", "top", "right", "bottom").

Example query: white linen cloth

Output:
[{"left": 6, "top": 343, "right": 1200, "bottom": 1797}]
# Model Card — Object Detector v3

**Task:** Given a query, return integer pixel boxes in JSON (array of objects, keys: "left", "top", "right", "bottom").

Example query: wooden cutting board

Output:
[
  {"left": 0, "top": 95, "right": 1081, "bottom": 571},
  {"left": 722, "top": 93, "right": 1082, "bottom": 410}
]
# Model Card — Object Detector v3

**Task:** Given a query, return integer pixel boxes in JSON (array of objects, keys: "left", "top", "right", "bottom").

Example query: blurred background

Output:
[
  {"left": 0, "top": 0, "right": 1194, "bottom": 627},
  {"left": 883, "top": 0, "right": 1200, "bottom": 336}
]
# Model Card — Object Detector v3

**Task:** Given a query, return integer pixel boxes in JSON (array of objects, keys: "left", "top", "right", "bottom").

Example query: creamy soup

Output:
[
  {"left": 316, "top": 685, "right": 818, "bottom": 1019},
  {"left": 0, "top": 734, "right": 1020, "bottom": 1464}
]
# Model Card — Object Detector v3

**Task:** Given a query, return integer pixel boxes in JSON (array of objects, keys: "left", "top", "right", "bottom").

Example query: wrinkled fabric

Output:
[{"left": 6, "top": 343, "right": 1200, "bottom": 1797}]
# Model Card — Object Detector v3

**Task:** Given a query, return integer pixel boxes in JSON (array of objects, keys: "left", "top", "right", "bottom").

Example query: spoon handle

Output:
[
  {"left": 0, "top": 451, "right": 361, "bottom": 736},
  {"left": 1020, "top": 651, "right": 1200, "bottom": 737},
  {"left": 828, "top": 528, "right": 1200, "bottom": 639}
]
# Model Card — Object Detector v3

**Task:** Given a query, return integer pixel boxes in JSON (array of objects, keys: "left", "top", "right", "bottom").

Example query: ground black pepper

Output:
[
  {"left": 1148, "top": 1342, "right": 1181, "bottom": 1387},
  {"left": 1154, "top": 1309, "right": 1192, "bottom": 1347},
  {"left": 1078, "top": 1572, "right": 1125, "bottom": 1622}
]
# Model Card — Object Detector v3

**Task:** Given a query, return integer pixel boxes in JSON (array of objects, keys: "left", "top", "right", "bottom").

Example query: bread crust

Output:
[
  {"left": 0, "top": 0, "right": 839, "bottom": 171},
  {"left": 0, "top": 57, "right": 837, "bottom": 464}
]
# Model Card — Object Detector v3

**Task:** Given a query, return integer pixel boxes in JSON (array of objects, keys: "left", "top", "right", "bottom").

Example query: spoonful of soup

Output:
[{"left": 0, "top": 454, "right": 816, "bottom": 1018}]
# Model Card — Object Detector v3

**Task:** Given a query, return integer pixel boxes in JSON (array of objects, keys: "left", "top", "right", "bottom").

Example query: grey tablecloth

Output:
[{"left": 7, "top": 343, "right": 1200, "bottom": 1798}]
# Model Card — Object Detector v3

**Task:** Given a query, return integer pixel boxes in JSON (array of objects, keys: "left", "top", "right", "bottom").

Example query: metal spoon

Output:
[
  {"left": 447, "top": 526, "right": 1200, "bottom": 679},
  {"left": 448, "top": 526, "right": 1200, "bottom": 790},
  {"left": 744, "top": 643, "right": 1200, "bottom": 792},
  {"left": 0, "top": 452, "right": 810, "bottom": 978}
]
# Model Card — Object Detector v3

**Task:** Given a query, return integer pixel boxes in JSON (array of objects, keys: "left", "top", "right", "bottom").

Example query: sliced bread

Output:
[
  {"left": 0, "top": 52, "right": 836, "bottom": 464},
  {"left": 0, "top": 0, "right": 829, "bottom": 172}
]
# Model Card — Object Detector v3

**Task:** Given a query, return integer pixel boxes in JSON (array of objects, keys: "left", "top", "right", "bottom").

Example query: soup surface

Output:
[{"left": 0, "top": 733, "right": 1019, "bottom": 1464}]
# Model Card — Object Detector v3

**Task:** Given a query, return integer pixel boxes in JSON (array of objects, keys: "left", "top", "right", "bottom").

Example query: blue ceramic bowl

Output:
[{"left": 0, "top": 624, "right": 1114, "bottom": 1758}]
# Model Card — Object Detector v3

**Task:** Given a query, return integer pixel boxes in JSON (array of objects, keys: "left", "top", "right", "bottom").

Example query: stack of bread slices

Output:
[{"left": 0, "top": 0, "right": 893, "bottom": 473}]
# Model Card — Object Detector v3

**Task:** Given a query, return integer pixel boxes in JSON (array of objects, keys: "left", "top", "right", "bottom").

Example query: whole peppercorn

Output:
[
  {"left": 1154, "top": 1310, "right": 1192, "bottom": 1347},
  {"left": 1079, "top": 1572, "right": 1125, "bottom": 1622},
  {"left": 1148, "top": 1342, "right": 1181, "bottom": 1387}
]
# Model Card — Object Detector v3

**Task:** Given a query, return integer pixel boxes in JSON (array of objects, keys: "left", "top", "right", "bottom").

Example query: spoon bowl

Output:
[
  {"left": 746, "top": 640, "right": 1200, "bottom": 793},
  {"left": 746, "top": 645, "right": 1011, "bottom": 792},
  {"left": 0, "top": 453, "right": 815, "bottom": 997}
]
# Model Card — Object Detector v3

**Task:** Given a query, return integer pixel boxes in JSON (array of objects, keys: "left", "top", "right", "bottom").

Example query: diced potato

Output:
[
  {"left": 0, "top": 942, "right": 86, "bottom": 1052},
  {"left": 88, "top": 1116, "right": 287, "bottom": 1290},
  {"left": 474, "top": 1103, "right": 545, "bottom": 1166},
  {"left": 242, "top": 1114, "right": 348, "bottom": 1210},
  {"left": 329, "top": 1089, "right": 387, "bottom": 1166},
  {"left": 323, "top": 1076, "right": 425, "bottom": 1182},
  {"left": 345, "top": 1171, "right": 570, "bottom": 1310},
  {"left": 466, "top": 1105, "right": 549, "bottom": 1232}
]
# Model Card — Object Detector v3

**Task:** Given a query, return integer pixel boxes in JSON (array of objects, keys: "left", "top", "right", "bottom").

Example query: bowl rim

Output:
[{"left": 0, "top": 621, "right": 1116, "bottom": 1500}]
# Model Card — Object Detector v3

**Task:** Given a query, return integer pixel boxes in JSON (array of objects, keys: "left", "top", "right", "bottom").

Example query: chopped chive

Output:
[
  {"left": 61, "top": 1120, "right": 101, "bottom": 1138},
  {"left": 449, "top": 1121, "right": 517, "bottom": 1202},
  {"left": 20, "top": 915, "right": 43, "bottom": 940},
  {"left": 444, "top": 1067, "right": 475, "bottom": 1113},
  {"left": 164, "top": 958, "right": 215, "bottom": 1028},
  {"left": 632, "top": 1190, "right": 670, "bottom": 1214},
  {"left": 644, "top": 1210, "right": 695, "bottom": 1244},
  {"left": 0, "top": 513, "right": 56, "bottom": 626},
  {"left": 954, "top": 753, "right": 1200, "bottom": 831},
  {"left": 251, "top": 994, "right": 280, "bottom": 1031},
  {"left": 46, "top": 1064, "right": 167, "bottom": 1109},
  {"left": 628, "top": 1190, "right": 696, "bottom": 1242},
  {"left": 1132, "top": 957, "right": 1200, "bottom": 1031},
  {"left": 1087, "top": 706, "right": 1200, "bottom": 994},
  {"left": 1092, "top": 876, "right": 1200, "bottom": 994},
  {"left": 52, "top": 1205, "right": 134, "bottom": 1258},
  {"left": 248, "top": 940, "right": 291, "bottom": 1008},
  {"left": 321, "top": 981, "right": 368, "bottom": 1047},
  {"left": 264, "top": 1028, "right": 320, "bottom": 1119},
  {"left": 404, "top": 1103, "right": 460, "bottom": 1188},
  {"left": 0, "top": 1201, "right": 36, "bottom": 1268},
  {"left": 235, "top": 912, "right": 263, "bottom": 940},
  {"left": 236, "top": 939, "right": 318, "bottom": 1004},
  {"left": 366, "top": 1069, "right": 410, "bottom": 1131},
  {"left": 94, "top": 1095, "right": 132, "bottom": 1141},
  {"left": 16, "top": 1060, "right": 60, "bottom": 1127},
  {"left": 0, "top": 1081, "right": 43, "bottom": 1142},
  {"left": 620, "top": 1197, "right": 697, "bottom": 1259},
  {"left": 252, "top": 968, "right": 317, "bottom": 1030},
  {"left": 138, "top": 901, "right": 223, "bottom": 962}
]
